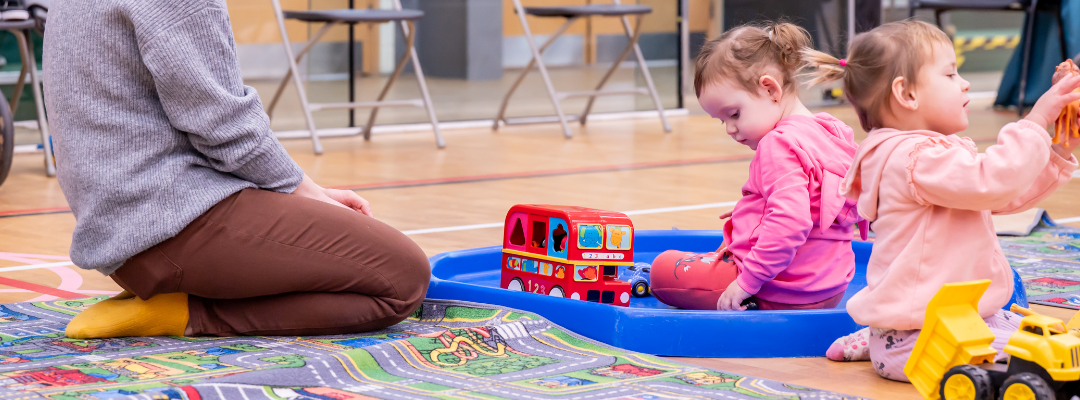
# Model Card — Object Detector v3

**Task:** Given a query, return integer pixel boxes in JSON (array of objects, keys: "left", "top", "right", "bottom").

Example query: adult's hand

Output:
[{"left": 292, "top": 175, "right": 374, "bottom": 217}]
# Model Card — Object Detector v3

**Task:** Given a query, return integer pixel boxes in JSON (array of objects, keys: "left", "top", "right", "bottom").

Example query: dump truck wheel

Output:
[
  {"left": 999, "top": 373, "right": 1055, "bottom": 400},
  {"left": 941, "top": 365, "right": 993, "bottom": 400}
]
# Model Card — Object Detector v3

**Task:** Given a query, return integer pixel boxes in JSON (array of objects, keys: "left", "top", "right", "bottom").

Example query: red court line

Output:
[
  {"left": 0, "top": 206, "right": 71, "bottom": 217},
  {"left": 0, "top": 276, "right": 84, "bottom": 299},
  {"left": 327, "top": 154, "right": 755, "bottom": 190}
]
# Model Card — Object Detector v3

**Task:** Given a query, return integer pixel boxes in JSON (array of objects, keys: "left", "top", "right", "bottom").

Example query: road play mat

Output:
[
  {"left": 1004, "top": 218, "right": 1080, "bottom": 309},
  {"left": 0, "top": 297, "right": 860, "bottom": 400}
]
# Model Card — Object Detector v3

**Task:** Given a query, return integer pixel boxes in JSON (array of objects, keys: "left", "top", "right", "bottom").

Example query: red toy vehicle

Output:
[{"left": 500, "top": 204, "right": 634, "bottom": 306}]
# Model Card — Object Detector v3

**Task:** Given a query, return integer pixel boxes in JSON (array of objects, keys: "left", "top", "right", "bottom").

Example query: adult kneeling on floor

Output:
[{"left": 42, "top": 0, "right": 430, "bottom": 338}]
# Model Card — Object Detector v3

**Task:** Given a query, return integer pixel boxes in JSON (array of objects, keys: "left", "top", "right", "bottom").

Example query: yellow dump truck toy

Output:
[{"left": 904, "top": 280, "right": 1080, "bottom": 400}]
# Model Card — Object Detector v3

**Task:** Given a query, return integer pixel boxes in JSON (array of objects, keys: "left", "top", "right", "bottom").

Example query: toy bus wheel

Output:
[
  {"left": 999, "top": 373, "right": 1053, "bottom": 400},
  {"left": 507, "top": 278, "right": 524, "bottom": 292},
  {"left": 549, "top": 286, "right": 565, "bottom": 298},
  {"left": 941, "top": 365, "right": 993, "bottom": 400},
  {"left": 632, "top": 282, "right": 650, "bottom": 298}
]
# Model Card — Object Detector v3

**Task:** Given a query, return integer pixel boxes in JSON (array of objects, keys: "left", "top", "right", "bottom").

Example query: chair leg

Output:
[
  {"left": 14, "top": 30, "right": 53, "bottom": 177},
  {"left": 500, "top": 0, "right": 573, "bottom": 138},
  {"left": 1018, "top": 0, "right": 1039, "bottom": 116},
  {"left": 360, "top": 20, "right": 416, "bottom": 141},
  {"left": 266, "top": 22, "right": 337, "bottom": 120},
  {"left": 270, "top": 0, "right": 323, "bottom": 154},
  {"left": 579, "top": 14, "right": 642, "bottom": 126},
  {"left": 404, "top": 27, "right": 446, "bottom": 148},
  {"left": 387, "top": 0, "right": 444, "bottom": 148},
  {"left": 493, "top": 16, "right": 576, "bottom": 131},
  {"left": 626, "top": 15, "right": 671, "bottom": 132},
  {"left": 10, "top": 38, "right": 26, "bottom": 117}
]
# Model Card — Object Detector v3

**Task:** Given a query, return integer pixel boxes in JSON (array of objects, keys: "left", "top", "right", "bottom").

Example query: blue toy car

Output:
[{"left": 619, "top": 262, "right": 651, "bottom": 298}]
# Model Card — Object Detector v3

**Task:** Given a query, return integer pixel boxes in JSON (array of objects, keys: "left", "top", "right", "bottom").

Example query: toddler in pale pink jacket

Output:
[
  {"left": 804, "top": 20, "right": 1080, "bottom": 381},
  {"left": 649, "top": 22, "right": 864, "bottom": 311}
]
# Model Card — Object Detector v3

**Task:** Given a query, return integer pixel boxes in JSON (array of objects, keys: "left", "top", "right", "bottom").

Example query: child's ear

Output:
[
  {"left": 758, "top": 75, "right": 783, "bottom": 103},
  {"left": 891, "top": 76, "right": 918, "bottom": 110}
]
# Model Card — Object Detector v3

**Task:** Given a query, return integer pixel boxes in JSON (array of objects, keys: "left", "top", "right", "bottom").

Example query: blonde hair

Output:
[
  {"left": 802, "top": 20, "right": 953, "bottom": 131},
  {"left": 693, "top": 21, "right": 812, "bottom": 98}
]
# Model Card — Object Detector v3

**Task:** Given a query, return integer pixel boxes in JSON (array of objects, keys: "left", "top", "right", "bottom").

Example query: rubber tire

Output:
[
  {"left": 632, "top": 281, "right": 650, "bottom": 298},
  {"left": 999, "top": 373, "right": 1055, "bottom": 400},
  {"left": 549, "top": 286, "right": 565, "bottom": 298},
  {"left": 940, "top": 364, "right": 994, "bottom": 400},
  {"left": 507, "top": 278, "right": 524, "bottom": 292},
  {"left": 0, "top": 94, "right": 13, "bottom": 188}
]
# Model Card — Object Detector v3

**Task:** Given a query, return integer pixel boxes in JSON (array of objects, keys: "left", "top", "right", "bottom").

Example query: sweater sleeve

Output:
[
  {"left": 734, "top": 134, "right": 814, "bottom": 295},
  {"left": 908, "top": 121, "right": 1074, "bottom": 211},
  {"left": 137, "top": 6, "right": 304, "bottom": 193}
]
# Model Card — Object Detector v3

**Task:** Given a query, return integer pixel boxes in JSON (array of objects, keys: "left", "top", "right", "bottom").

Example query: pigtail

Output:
[
  {"left": 801, "top": 48, "right": 846, "bottom": 87},
  {"left": 766, "top": 22, "right": 812, "bottom": 74}
]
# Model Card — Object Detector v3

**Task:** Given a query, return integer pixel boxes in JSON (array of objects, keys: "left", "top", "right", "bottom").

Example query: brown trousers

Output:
[{"left": 111, "top": 189, "right": 430, "bottom": 336}]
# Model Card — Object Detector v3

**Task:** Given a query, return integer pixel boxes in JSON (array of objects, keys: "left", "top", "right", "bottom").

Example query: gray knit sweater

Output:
[{"left": 43, "top": 0, "right": 305, "bottom": 275}]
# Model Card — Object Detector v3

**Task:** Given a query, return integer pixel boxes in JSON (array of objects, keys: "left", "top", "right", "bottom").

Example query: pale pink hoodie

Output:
[
  {"left": 724, "top": 113, "right": 865, "bottom": 304},
  {"left": 842, "top": 120, "right": 1077, "bottom": 330}
]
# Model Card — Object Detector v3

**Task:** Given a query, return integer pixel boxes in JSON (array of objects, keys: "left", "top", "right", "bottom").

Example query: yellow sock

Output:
[{"left": 66, "top": 293, "right": 189, "bottom": 338}]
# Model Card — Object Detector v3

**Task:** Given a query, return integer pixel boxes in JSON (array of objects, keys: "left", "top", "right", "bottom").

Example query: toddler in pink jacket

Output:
[
  {"left": 649, "top": 22, "right": 864, "bottom": 311},
  {"left": 803, "top": 20, "right": 1080, "bottom": 381}
]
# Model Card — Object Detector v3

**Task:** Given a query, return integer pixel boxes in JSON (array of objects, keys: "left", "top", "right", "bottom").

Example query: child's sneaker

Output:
[
  {"left": 0, "top": 0, "right": 27, "bottom": 20},
  {"left": 826, "top": 327, "right": 871, "bottom": 361}
]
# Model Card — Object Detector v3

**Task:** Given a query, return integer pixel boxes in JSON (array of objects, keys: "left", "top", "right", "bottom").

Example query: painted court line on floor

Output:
[
  {"left": 327, "top": 155, "right": 757, "bottom": 192},
  {"left": 0, "top": 276, "right": 83, "bottom": 299},
  {"left": 0, "top": 261, "right": 76, "bottom": 273},
  {"left": 399, "top": 201, "right": 739, "bottom": 236}
]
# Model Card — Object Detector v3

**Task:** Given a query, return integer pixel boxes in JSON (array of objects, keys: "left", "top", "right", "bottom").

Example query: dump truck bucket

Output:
[{"left": 904, "top": 280, "right": 999, "bottom": 400}]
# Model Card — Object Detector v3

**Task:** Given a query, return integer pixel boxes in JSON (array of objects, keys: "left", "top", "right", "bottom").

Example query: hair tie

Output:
[{"left": 839, "top": 59, "right": 848, "bottom": 67}]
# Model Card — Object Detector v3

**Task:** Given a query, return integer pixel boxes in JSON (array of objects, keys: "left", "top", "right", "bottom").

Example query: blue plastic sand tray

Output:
[{"left": 426, "top": 230, "right": 1029, "bottom": 358}]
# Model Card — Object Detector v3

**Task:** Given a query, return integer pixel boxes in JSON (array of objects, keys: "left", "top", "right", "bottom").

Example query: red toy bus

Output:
[{"left": 500, "top": 204, "right": 634, "bottom": 306}]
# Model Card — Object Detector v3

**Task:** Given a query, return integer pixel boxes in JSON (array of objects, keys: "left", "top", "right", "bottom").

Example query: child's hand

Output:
[
  {"left": 716, "top": 281, "right": 752, "bottom": 311},
  {"left": 719, "top": 210, "right": 733, "bottom": 220},
  {"left": 1025, "top": 73, "right": 1080, "bottom": 129}
]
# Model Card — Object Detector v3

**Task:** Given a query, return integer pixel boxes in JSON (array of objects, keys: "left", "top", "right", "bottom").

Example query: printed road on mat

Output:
[
  {"left": 1003, "top": 219, "right": 1080, "bottom": 309},
  {"left": 0, "top": 297, "right": 859, "bottom": 400}
]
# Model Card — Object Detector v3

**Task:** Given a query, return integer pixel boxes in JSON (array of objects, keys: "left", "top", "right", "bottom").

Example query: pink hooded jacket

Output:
[
  {"left": 724, "top": 113, "right": 865, "bottom": 304},
  {"left": 841, "top": 120, "right": 1077, "bottom": 330}
]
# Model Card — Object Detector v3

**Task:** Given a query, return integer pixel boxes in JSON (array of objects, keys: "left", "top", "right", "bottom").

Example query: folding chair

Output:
[
  {"left": 267, "top": 0, "right": 444, "bottom": 153},
  {"left": 494, "top": 0, "right": 672, "bottom": 138},
  {"left": 910, "top": 0, "right": 1068, "bottom": 115}
]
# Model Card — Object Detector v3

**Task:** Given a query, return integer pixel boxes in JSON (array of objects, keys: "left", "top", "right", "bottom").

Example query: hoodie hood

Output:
[
  {"left": 840, "top": 128, "right": 946, "bottom": 221},
  {"left": 773, "top": 113, "right": 865, "bottom": 237}
]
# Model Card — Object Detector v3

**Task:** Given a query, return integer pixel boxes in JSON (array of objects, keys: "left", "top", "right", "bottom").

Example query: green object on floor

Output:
[{"left": 0, "top": 297, "right": 863, "bottom": 399}]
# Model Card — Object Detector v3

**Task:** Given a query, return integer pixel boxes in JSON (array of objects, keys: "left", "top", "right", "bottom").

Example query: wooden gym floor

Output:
[{"left": 1, "top": 96, "right": 1078, "bottom": 399}]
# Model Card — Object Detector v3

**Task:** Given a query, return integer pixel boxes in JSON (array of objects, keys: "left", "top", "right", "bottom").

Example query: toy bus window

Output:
[
  {"left": 548, "top": 217, "right": 569, "bottom": 258},
  {"left": 577, "top": 224, "right": 603, "bottom": 250},
  {"left": 538, "top": 262, "right": 553, "bottom": 276},
  {"left": 606, "top": 225, "right": 632, "bottom": 250},
  {"left": 507, "top": 213, "right": 527, "bottom": 250},
  {"left": 574, "top": 265, "right": 599, "bottom": 282},
  {"left": 531, "top": 220, "right": 548, "bottom": 249},
  {"left": 1023, "top": 325, "right": 1044, "bottom": 336},
  {"left": 506, "top": 257, "right": 521, "bottom": 270},
  {"left": 522, "top": 259, "right": 539, "bottom": 274}
]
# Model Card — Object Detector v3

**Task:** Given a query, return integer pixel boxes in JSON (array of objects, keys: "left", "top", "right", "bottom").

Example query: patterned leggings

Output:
[{"left": 869, "top": 309, "right": 1021, "bottom": 382}]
